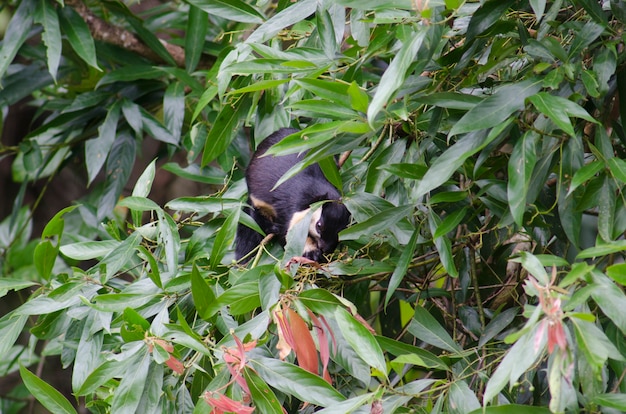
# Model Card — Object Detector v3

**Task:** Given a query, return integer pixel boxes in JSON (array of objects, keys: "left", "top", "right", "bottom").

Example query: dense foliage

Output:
[{"left": 2, "top": 0, "right": 626, "bottom": 412}]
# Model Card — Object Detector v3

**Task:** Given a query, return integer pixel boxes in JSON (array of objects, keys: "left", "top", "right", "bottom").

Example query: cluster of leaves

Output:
[{"left": 3, "top": 0, "right": 626, "bottom": 412}]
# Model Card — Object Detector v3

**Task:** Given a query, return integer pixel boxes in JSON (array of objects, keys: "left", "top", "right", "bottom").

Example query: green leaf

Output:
[
  {"left": 201, "top": 95, "right": 250, "bottom": 165},
  {"left": 483, "top": 324, "right": 546, "bottom": 404},
  {"left": 465, "top": 0, "right": 516, "bottom": 44},
  {"left": 567, "top": 160, "right": 603, "bottom": 195},
  {"left": 577, "top": 240, "right": 626, "bottom": 259},
  {"left": 590, "top": 269, "right": 626, "bottom": 335},
  {"left": 98, "top": 231, "right": 142, "bottom": 282},
  {"left": 249, "top": 356, "right": 345, "bottom": 406},
  {"left": 185, "top": 5, "right": 208, "bottom": 71},
  {"left": 163, "top": 81, "right": 185, "bottom": 142},
  {"left": 20, "top": 365, "right": 77, "bottom": 414},
  {"left": 335, "top": 308, "right": 387, "bottom": 376},
  {"left": 368, "top": 25, "right": 427, "bottom": 124},
  {"left": 415, "top": 129, "right": 500, "bottom": 200},
  {"left": 340, "top": 204, "right": 413, "bottom": 241},
  {"left": 60, "top": 240, "right": 119, "bottom": 260},
  {"left": 34, "top": 0, "right": 62, "bottom": 80},
  {"left": 0, "top": 0, "right": 35, "bottom": 84},
  {"left": 408, "top": 306, "right": 462, "bottom": 353},
  {"left": 385, "top": 227, "right": 418, "bottom": 308},
  {"left": 97, "top": 66, "right": 163, "bottom": 88},
  {"left": 516, "top": 251, "right": 549, "bottom": 285},
  {"left": 58, "top": 6, "right": 99, "bottom": 70},
  {"left": 592, "top": 393, "right": 626, "bottom": 410},
  {"left": 607, "top": 263, "right": 626, "bottom": 285},
  {"left": 76, "top": 360, "right": 126, "bottom": 396},
  {"left": 86, "top": 101, "right": 121, "bottom": 184},
  {"left": 449, "top": 381, "right": 480, "bottom": 414},
  {"left": 528, "top": 92, "right": 598, "bottom": 136},
  {"left": 347, "top": 81, "right": 369, "bottom": 113},
  {"left": 598, "top": 175, "right": 616, "bottom": 242},
  {"left": 449, "top": 80, "right": 541, "bottom": 136},
  {"left": 469, "top": 405, "right": 551, "bottom": 414},
  {"left": 243, "top": 367, "right": 283, "bottom": 414},
  {"left": 110, "top": 350, "right": 151, "bottom": 414},
  {"left": 186, "top": 0, "right": 264, "bottom": 23},
  {"left": 571, "top": 318, "right": 623, "bottom": 374},
  {"left": 34, "top": 239, "right": 57, "bottom": 281},
  {"left": 608, "top": 157, "right": 626, "bottom": 183},
  {"left": 191, "top": 264, "right": 217, "bottom": 320},
  {"left": 508, "top": 131, "right": 539, "bottom": 226},
  {"left": 478, "top": 308, "right": 519, "bottom": 347},
  {"left": 42, "top": 205, "right": 78, "bottom": 239},
  {"left": 99, "top": 133, "right": 136, "bottom": 221},
  {"left": 0, "top": 313, "right": 29, "bottom": 358},
  {"left": 377, "top": 336, "right": 449, "bottom": 371},
  {"left": 529, "top": 0, "right": 546, "bottom": 22}
]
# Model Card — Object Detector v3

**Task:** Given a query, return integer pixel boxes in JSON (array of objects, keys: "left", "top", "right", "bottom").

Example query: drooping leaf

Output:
[
  {"left": 185, "top": 5, "right": 208, "bottom": 72},
  {"left": 58, "top": 5, "right": 100, "bottom": 70},
  {"left": 0, "top": 0, "right": 35, "bottom": 83},
  {"left": 408, "top": 306, "right": 462, "bottom": 354},
  {"left": 34, "top": 0, "right": 62, "bottom": 80},
  {"left": 20, "top": 366, "right": 78, "bottom": 414},
  {"left": 186, "top": 0, "right": 264, "bottom": 23},
  {"left": 449, "top": 80, "right": 541, "bottom": 136},
  {"left": 334, "top": 308, "right": 387, "bottom": 377},
  {"left": 250, "top": 356, "right": 345, "bottom": 407},
  {"left": 368, "top": 25, "right": 427, "bottom": 125},
  {"left": 508, "top": 131, "right": 539, "bottom": 226}
]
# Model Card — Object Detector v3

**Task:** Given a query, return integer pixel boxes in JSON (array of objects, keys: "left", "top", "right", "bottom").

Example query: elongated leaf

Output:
[
  {"left": 590, "top": 269, "right": 626, "bottom": 335},
  {"left": 465, "top": 0, "right": 515, "bottom": 43},
  {"left": 528, "top": 92, "right": 597, "bottom": 137},
  {"left": 368, "top": 26, "right": 427, "bottom": 124},
  {"left": 408, "top": 306, "right": 462, "bottom": 353},
  {"left": 34, "top": 0, "right": 62, "bottom": 80},
  {"left": 0, "top": 0, "right": 35, "bottom": 84},
  {"left": 414, "top": 128, "right": 503, "bottom": 199},
  {"left": 186, "top": 0, "right": 264, "bottom": 23},
  {"left": 385, "top": 227, "right": 418, "bottom": 308},
  {"left": 0, "top": 313, "right": 29, "bottom": 358},
  {"left": 98, "top": 232, "right": 142, "bottom": 282},
  {"left": 191, "top": 264, "right": 217, "bottom": 320},
  {"left": 163, "top": 81, "right": 185, "bottom": 141},
  {"left": 34, "top": 240, "right": 57, "bottom": 281},
  {"left": 20, "top": 366, "right": 77, "bottom": 414},
  {"left": 250, "top": 356, "right": 345, "bottom": 407},
  {"left": 246, "top": 0, "right": 317, "bottom": 43},
  {"left": 98, "top": 133, "right": 136, "bottom": 221},
  {"left": 449, "top": 381, "right": 480, "bottom": 414},
  {"left": 508, "top": 131, "right": 539, "bottom": 226},
  {"left": 598, "top": 175, "right": 616, "bottom": 242},
  {"left": 60, "top": 240, "right": 118, "bottom": 260},
  {"left": 110, "top": 350, "right": 151, "bottom": 414},
  {"left": 243, "top": 368, "right": 283, "bottom": 413},
  {"left": 449, "top": 80, "right": 541, "bottom": 136},
  {"left": 185, "top": 5, "right": 208, "bottom": 71},
  {"left": 483, "top": 324, "right": 546, "bottom": 404},
  {"left": 86, "top": 101, "right": 121, "bottom": 184},
  {"left": 58, "top": 6, "right": 99, "bottom": 70},
  {"left": 335, "top": 308, "right": 387, "bottom": 376},
  {"left": 469, "top": 406, "right": 551, "bottom": 414},
  {"left": 592, "top": 394, "right": 626, "bottom": 410},
  {"left": 568, "top": 160, "right": 602, "bottom": 195},
  {"left": 202, "top": 96, "right": 250, "bottom": 165}
]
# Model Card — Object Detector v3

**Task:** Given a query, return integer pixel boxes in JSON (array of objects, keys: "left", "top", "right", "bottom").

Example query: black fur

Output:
[{"left": 235, "top": 128, "right": 350, "bottom": 262}]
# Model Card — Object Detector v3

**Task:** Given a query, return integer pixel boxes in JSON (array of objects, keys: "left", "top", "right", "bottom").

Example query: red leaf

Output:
[
  {"left": 307, "top": 310, "right": 332, "bottom": 384},
  {"left": 286, "top": 308, "right": 319, "bottom": 375},
  {"left": 203, "top": 392, "right": 255, "bottom": 414},
  {"left": 166, "top": 355, "right": 185, "bottom": 374}
]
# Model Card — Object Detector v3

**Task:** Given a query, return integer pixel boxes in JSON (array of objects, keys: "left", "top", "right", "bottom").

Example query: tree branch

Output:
[{"left": 64, "top": 0, "right": 207, "bottom": 68}]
